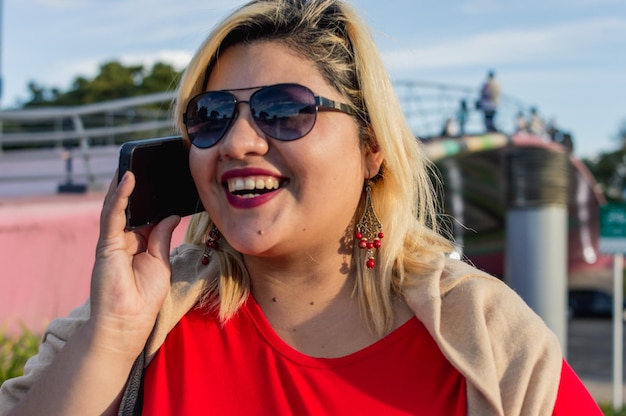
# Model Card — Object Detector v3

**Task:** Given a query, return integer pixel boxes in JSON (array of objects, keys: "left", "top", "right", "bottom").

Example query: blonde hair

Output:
[{"left": 175, "top": 0, "right": 453, "bottom": 336}]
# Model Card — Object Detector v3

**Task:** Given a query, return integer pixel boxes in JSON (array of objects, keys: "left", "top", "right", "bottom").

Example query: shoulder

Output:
[
  {"left": 168, "top": 243, "right": 216, "bottom": 293},
  {"left": 169, "top": 242, "right": 204, "bottom": 272},
  {"left": 405, "top": 256, "right": 562, "bottom": 414},
  {"left": 438, "top": 257, "right": 552, "bottom": 337},
  {"left": 440, "top": 258, "right": 521, "bottom": 308}
]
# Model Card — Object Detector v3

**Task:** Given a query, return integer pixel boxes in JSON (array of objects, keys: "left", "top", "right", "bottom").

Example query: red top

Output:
[
  {"left": 142, "top": 296, "right": 601, "bottom": 415},
  {"left": 554, "top": 361, "right": 603, "bottom": 415}
]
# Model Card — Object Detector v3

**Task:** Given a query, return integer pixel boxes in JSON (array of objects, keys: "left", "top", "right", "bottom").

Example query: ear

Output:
[
  {"left": 360, "top": 126, "right": 384, "bottom": 179},
  {"left": 364, "top": 143, "right": 384, "bottom": 179}
]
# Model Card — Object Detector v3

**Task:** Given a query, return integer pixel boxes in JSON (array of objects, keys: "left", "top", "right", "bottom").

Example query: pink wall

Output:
[{"left": 0, "top": 193, "right": 189, "bottom": 335}]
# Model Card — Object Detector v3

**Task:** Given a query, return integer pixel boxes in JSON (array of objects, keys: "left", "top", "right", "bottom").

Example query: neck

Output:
[
  {"left": 245, "top": 253, "right": 362, "bottom": 357},
  {"left": 244, "top": 254, "right": 413, "bottom": 358},
  {"left": 246, "top": 251, "right": 353, "bottom": 315}
]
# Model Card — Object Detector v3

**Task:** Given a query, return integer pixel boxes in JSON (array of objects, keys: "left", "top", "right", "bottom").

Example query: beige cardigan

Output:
[{"left": 0, "top": 243, "right": 562, "bottom": 415}]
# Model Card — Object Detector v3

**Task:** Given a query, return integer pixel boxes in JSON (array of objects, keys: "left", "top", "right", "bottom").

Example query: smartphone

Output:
[{"left": 118, "top": 135, "right": 205, "bottom": 230}]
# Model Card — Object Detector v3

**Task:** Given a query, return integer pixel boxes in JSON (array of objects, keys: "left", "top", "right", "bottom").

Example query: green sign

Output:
[{"left": 600, "top": 203, "right": 626, "bottom": 254}]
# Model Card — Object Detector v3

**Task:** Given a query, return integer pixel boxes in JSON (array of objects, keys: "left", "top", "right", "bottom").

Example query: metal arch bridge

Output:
[{"left": 0, "top": 79, "right": 610, "bottom": 282}]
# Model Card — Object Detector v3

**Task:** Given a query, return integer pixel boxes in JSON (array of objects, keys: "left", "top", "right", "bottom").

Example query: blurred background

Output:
[{"left": 1, "top": 0, "right": 626, "bottom": 412}]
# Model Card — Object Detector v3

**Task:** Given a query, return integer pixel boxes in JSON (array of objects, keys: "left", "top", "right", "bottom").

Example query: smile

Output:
[{"left": 225, "top": 176, "right": 284, "bottom": 198}]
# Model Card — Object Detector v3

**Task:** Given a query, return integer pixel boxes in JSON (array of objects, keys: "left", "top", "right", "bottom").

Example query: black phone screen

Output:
[{"left": 118, "top": 136, "right": 204, "bottom": 230}]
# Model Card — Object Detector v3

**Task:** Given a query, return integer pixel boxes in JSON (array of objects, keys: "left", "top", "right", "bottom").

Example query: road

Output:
[{"left": 568, "top": 317, "right": 625, "bottom": 405}]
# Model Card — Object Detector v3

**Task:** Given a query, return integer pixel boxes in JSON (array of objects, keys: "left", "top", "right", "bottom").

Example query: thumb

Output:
[{"left": 148, "top": 215, "right": 182, "bottom": 262}]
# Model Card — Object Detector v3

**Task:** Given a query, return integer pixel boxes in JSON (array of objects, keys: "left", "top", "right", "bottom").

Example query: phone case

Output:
[{"left": 118, "top": 136, "right": 204, "bottom": 230}]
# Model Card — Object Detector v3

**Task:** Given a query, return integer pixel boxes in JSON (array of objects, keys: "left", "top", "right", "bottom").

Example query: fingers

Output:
[
  {"left": 95, "top": 171, "right": 143, "bottom": 259},
  {"left": 98, "top": 171, "right": 179, "bottom": 261},
  {"left": 147, "top": 215, "right": 181, "bottom": 263},
  {"left": 101, "top": 170, "right": 122, "bottom": 213},
  {"left": 100, "top": 171, "right": 134, "bottom": 237}
]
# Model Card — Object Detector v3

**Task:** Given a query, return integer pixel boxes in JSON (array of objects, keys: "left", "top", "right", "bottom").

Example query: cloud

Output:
[
  {"left": 381, "top": 17, "right": 626, "bottom": 71},
  {"left": 20, "top": 0, "right": 245, "bottom": 48},
  {"left": 32, "top": 0, "right": 90, "bottom": 8},
  {"left": 118, "top": 50, "right": 194, "bottom": 71},
  {"left": 459, "top": 0, "right": 500, "bottom": 14},
  {"left": 38, "top": 49, "right": 193, "bottom": 86}
]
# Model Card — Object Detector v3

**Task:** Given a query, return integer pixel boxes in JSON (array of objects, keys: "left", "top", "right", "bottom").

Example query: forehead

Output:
[{"left": 206, "top": 41, "right": 339, "bottom": 100}]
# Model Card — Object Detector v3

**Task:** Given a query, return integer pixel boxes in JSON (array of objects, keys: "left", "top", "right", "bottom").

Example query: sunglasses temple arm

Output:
[{"left": 315, "top": 97, "right": 355, "bottom": 116}]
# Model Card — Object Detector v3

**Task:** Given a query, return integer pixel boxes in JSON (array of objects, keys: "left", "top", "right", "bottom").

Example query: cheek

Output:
[
  {"left": 189, "top": 148, "right": 218, "bottom": 191},
  {"left": 302, "top": 136, "right": 365, "bottom": 197},
  {"left": 328, "top": 130, "right": 365, "bottom": 176}
]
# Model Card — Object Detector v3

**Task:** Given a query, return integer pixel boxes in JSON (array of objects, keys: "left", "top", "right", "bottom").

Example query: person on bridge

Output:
[
  {"left": 515, "top": 110, "right": 529, "bottom": 133},
  {"left": 529, "top": 106, "right": 548, "bottom": 139},
  {"left": 456, "top": 98, "right": 468, "bottom": 137},
  {"left": 477, "top": 70, "right": 500, "bottom": 132},
  {"left": 0, "top": 1, "right": 602, "bottom": 415}
]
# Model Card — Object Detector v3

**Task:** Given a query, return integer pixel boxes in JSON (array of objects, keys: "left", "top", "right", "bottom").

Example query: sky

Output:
[{"left": 2, "top": 0, "right": 625, "bottom": 159}]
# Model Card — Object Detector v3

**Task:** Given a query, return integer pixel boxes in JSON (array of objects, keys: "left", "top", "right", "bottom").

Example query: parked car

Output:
[{"left": 568, "top": 288, "right": 626, "bottom": 321}]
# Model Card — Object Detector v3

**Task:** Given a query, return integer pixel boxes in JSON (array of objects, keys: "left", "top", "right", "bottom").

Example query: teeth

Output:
[
  {"left": 233, "top": 178, "right": 244, "bottom": 191},
  {"left": 227, "top": 176, "right": 281, "bottom": 193}
]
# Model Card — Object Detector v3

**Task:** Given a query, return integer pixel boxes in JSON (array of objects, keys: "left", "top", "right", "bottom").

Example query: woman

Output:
[{"left": 0, "top": 0, "right": 601, "bottom": 415}]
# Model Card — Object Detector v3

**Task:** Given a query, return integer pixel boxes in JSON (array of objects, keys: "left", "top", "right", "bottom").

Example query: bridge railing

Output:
[
  {"left": 0, "top": 91, "right": 177, "bottom": 152},
  {"left": 393, "top": 80, "right": 530, "bottom": 138}
]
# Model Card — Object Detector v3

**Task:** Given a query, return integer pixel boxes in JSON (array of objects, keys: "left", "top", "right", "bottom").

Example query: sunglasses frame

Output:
[{"left": 182, "top": 83, "right": 356, "bottom": 149}]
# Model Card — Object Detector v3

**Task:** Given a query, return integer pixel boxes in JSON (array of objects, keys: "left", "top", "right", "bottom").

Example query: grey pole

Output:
[{"left": 505, "top": 146, "right": 569, "bottom": 353}]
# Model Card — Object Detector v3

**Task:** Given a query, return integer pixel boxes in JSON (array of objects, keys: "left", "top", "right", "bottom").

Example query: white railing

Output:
[
  {"left": 0, "top": 91, "right": 177, "bottom": 151},
  {"left": 0, "top": 92, "right": 178, "bottom": 195}
]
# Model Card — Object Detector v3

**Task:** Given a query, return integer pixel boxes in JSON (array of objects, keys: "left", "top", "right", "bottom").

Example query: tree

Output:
[
  {"left": 584, "top": 118, "right": 626, "bottom": 202},
  {"left": 10, "top": 60, "right": 184, "bottom": 147},
  {"left": 22, "top": 60, "right": 183, "bottom": 108},
  {"left": 617, "top": 119, "right": 626, "bottom": 148},
  {"left": 139, "top": 62, "right": 182, "bottom": 96}
]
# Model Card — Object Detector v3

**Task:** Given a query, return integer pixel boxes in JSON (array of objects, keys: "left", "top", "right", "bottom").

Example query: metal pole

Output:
[
  {"left": 442, "top": 158, "right": 465, "bottom": 259},
  {"left": 614, "top": 253, "right": 624, "bottom": 411},
  {"left": 505, "top": 146, "right": 569, "bottom": 353}
]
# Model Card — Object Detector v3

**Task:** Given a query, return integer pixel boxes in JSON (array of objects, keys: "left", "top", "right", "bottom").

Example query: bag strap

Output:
[{"left": 118, "top": 349, "right": 145, "bottom": 416}]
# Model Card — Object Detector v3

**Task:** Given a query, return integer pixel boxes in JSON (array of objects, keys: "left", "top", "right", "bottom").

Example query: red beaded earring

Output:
[
  {"left": 201, "top": 226, "right": 220, "bottom": 266},
  {"left": 355, "top": 183, "right": 384, "bottom": 269}
]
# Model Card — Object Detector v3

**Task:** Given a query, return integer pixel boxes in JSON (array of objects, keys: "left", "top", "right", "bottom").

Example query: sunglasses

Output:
[{"left": 183, "top": 83, "right": 356, "bottom": 149}]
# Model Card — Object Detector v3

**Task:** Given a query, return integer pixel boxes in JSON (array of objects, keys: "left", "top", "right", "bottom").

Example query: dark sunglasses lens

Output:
[
  {"left": 251, "top": 84, "right": 317, "bottom": 141},
  {"left": 186, "top": 92, "right": 236, "bottom": 148}
]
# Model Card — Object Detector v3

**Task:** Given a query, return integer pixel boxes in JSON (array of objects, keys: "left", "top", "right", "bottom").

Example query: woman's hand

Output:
[
  {"left": 89, "top": 171, "right": 181, "bottom": 356},
  {"left": 8, "top": 172, "right": 182, "bottom": 416}
]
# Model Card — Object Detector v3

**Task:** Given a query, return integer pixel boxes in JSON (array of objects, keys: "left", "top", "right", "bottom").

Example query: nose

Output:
[{"left": 218, "top": 102, "right": 269, "bottom": 160}]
